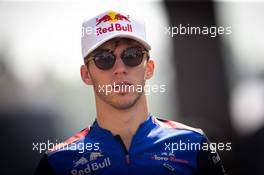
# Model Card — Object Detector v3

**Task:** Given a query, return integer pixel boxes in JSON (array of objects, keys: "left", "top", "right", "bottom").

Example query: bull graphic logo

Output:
[
  {"left": 73, "top": 157, "right": 88, "bottom": 168},
  {"left": 90, "top": 152, "right": 104, "bottom": 161},
  {"left": 96, "top": 11, "right": 130, "bottom": 26}
]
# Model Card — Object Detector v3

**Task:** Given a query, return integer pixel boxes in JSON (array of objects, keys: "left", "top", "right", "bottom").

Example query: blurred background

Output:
[{"left": 0, "top": 0, "right": 264, "bottom": 174}]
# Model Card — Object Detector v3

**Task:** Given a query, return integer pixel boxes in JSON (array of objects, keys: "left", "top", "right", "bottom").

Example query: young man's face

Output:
[{"left": 81, "top": 38, "right": 154, "bottom": 110}]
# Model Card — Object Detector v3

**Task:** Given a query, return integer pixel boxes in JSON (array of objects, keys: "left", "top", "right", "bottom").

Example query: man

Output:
[{"left": 35, "top": 11, "right": 226, "bottom": 175}]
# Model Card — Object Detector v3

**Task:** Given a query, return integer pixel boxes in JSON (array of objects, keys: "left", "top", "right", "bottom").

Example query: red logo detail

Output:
[
  {"left": 114, "top": 13, "right": 130, "bottom": 22},
  {"left": 96, "top": 12, "right": 130, "bottom": 26},
  {"left": 96, "top": 15, "right": 112, "bottom": 26}
]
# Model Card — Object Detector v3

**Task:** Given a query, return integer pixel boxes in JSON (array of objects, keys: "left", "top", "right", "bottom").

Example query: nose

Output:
[{"left": 112, "top": 55, "right": 127, "bottom": 76}]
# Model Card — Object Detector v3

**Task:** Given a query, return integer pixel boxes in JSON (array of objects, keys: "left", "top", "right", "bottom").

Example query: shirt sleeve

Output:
[
  {"left": 196, "top": 136, "right": 227, "bottom": 175},
  {"left": 34, "top": 153, "right": 55, "bottom": 175}
]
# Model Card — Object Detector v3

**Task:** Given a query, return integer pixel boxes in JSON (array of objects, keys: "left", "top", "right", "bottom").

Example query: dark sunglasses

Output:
[{"left": 85, "top": 47, "right": 148, "bottom": 70}]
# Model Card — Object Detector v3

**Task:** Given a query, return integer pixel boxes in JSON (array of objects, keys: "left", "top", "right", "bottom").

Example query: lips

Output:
[
  {"left": 112, "top": 81, "right": 132, "bottom": 93},
  {"left": 112, "top": 81, "right": 132, "bottom": 87}
]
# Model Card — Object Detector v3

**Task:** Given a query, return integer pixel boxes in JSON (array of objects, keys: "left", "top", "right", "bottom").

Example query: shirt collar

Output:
[{"left": 90, "top": 113, "right": 155, "bottom": 140}]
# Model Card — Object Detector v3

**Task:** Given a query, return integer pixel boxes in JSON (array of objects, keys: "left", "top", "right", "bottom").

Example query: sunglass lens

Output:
[
  {"left": 122, "top": 47, "right": 144, "bottom": 67},
  {"left": 94, "top": 51, "right": 115, "bottom": 70}
]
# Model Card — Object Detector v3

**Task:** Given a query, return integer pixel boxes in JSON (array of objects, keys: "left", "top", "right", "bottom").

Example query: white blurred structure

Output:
[{"left": 215, "top": 3, "right": 264, "bottom": 135}]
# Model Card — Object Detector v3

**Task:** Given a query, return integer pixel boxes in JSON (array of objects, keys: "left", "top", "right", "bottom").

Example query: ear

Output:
[
  {"left": 80, "top": 65, "right": 93, "bottom": 85},
  {"left": 145, "top": 59, "right": 155, "bottom": 80}
]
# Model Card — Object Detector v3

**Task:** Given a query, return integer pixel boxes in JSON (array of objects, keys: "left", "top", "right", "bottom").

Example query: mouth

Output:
[{"left": 112, "top": 81, "right": 133, "bottom": 93}]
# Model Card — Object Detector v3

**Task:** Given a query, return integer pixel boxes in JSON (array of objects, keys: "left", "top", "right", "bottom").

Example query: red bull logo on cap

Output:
[
  {"left": 96, "top": 11, "right": 132, "bottom": 36},
  {"left": 96, "top": 11, "right": 131, "bottom": 26}
]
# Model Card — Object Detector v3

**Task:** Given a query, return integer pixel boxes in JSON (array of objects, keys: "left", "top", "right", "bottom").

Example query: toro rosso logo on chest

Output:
[{"left": 96, "top": 11, "right": 132, "bottom": 36}]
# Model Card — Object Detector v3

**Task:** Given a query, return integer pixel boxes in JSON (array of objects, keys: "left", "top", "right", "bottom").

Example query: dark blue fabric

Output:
[{"left": 35, "top": 115, "right": 226, "bottom": 175}]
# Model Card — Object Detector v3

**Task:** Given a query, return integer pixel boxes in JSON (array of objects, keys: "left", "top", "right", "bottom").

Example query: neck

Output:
[{"left": 95, "top": 94, "right": 149, "bottom": 150}]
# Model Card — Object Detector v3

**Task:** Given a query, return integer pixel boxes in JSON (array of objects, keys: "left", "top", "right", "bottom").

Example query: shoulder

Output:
[
  {"left": 153, "top": 117, "right": 205, "bottom": 137},
  {"left": 46, "top": 127, "right": 91, "bottom": 155}
]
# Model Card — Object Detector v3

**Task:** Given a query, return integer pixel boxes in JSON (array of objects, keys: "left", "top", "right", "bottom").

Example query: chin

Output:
[
  {"left": 108, "top": 92, "right": 142, "bottom": 110},
  {"left": 110, "top": 102, "right": 135, "bottom": 110}
]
